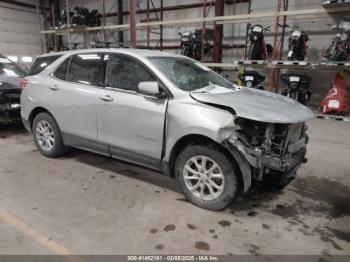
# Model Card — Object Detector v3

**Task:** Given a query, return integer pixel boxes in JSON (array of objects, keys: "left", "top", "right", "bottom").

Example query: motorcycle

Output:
[
  {"left": 71, "top": 7, "right": 88, "bottom": 26},
  {"left": 247, "top": 24, "right": 273, "bottom": 60},
  {"left": 58, "top": 6, "right": 102, "bottom": 28},
  {"left": 287, "top": 27, "right": 309, "bottom": 61},
  {"left": 57, "top": 7, "right": 69, "bottom": 28},
  {"left": 325, "top": 23, "right": 350, "bottom": 61},
  {"left": 281, "top": 74, "right": 312, "bottom": 105},
  {"left": 88, "top": 9, "right": 102, "bottom": 27},
  {"left": 320, "top": 73, "right": 349, "bottom": 115},
  {"left": 178, "top": 31, "right": 210, "bottom": 61},
  {"left": 71, "top": 7, "right": 102, "bottom": 27},
  {"left": 238, "top": 71, "right": 265, "bottom": 90}
]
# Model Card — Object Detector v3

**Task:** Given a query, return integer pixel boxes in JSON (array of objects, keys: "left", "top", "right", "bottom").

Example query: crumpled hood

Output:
[{"left": 190, "top": 87, "right": 314, "bottom": 124}]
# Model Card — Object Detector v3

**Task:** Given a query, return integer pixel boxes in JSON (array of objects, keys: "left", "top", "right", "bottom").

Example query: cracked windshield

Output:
[{"left": 149, "top": 57, "right": 235, "bottom": 93}]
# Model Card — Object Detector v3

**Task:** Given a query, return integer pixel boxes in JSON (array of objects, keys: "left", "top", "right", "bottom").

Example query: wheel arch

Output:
[
  {"left": 167, "top": 134, "right": 246, "bottom": 193},
  {"left": 28, "top": 107, "right": 56, "bottom": 130}
]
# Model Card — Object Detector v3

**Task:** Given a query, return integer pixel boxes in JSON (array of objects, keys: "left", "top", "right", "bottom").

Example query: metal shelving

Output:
[
  {"left": 205, "top": 61, "right": 350, "bottom": 70},
  {"left": 40, "top": 4, "right": 350, "bottom": 35},
  {"left": 38, "top": 0, "right": 350, "bottom": 92}
]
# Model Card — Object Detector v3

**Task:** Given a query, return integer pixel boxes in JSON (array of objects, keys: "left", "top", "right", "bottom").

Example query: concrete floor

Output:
[{"left": 0, "top": 119, "right": 349, "bottom": 255}]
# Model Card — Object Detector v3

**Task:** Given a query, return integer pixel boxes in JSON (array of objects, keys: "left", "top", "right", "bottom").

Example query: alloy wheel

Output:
[
  {"left": 183, "top": 156, "right": 225, "bottom": 201},
  {"left": 36, "top": 120, "right": 55, "bottom": 151}
]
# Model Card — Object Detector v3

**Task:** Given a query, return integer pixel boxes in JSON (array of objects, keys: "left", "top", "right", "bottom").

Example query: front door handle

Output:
[
  {"left": 99, "top": 95, "right": 114, "bottom": 102},
  {"left": 49, "top": 85, "right": 59, "bottom": 91}
]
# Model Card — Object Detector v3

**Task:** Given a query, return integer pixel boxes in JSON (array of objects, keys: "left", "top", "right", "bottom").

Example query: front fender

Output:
[{"left": 164, "top": 98, "right": 236, "bottom": 162}]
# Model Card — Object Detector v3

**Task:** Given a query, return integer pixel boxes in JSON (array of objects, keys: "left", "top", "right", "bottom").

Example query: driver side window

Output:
[{"left": 104, "top": 54, "right": 156, "bottom": 91}]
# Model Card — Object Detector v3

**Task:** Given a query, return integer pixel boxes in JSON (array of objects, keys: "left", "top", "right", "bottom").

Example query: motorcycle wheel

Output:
[
  {"left": 182, "top": 46, "right": 192, "bottom": 58},
  {"left": 248, "top": 43, "right": 260, "bottom": 60},
  {"left": 287, "top": 50, "right": 295, "bottom": 61},
  {"left": 290, "top": 92, "right": 297, "bottom": 100},
  {"left": 298, "top": 94, "right": 307, "bottom": 105},
  {"left": 329, "top": 50, "right": 346, "bottom": 62}
]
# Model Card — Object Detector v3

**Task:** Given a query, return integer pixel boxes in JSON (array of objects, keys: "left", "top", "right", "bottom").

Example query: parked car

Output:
[
  {"left": 0, "top": 56, "right": 27, "bottom": 125},
  {"left": 21, "top": 49, "right": 314, "bottom": 210}
]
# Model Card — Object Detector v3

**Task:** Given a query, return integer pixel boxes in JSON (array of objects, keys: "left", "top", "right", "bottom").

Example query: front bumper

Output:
[
  {"left": 0, "top": 103, "right": 21, "bottom": 125},
  {"left": 227, "top": 133, "right": 307, "bottom": 172}
]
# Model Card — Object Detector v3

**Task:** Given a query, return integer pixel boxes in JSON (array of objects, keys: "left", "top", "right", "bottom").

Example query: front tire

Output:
[
  {"left": 248, "top": 42, "right": 260, "bottom": 60},
  {"left": 32, "top": 112, "right": 66, "bottom": 158},
  {"left": 175, "top": 144, "right": 239, "bottom": 210}
]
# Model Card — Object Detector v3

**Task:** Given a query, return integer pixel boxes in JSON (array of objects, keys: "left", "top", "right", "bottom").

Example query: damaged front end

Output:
[
  {"left": 225, "top": 118, "right": 308, "bottom": 189},
  {"left": 0, "top": 89, "right": 21, "bottom": 125}
]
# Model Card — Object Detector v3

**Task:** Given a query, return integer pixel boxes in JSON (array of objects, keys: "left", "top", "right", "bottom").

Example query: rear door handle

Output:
[
  {"left": 99, "top": 95, "right": 114, "bottom": 102},
  {"left": 49, "top": 85, "right": 59, "bottom": 91}
]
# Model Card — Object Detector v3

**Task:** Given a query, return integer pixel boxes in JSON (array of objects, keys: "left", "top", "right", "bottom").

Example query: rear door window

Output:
[
  {"left": 67, "top": 53, "right": 102, "bottom": 85},
  {"left": 53, "top": 58, "right": 70, "bottom": 80},
  {"left": 29, "top": 55, "right": 61, "bottom": 75}
]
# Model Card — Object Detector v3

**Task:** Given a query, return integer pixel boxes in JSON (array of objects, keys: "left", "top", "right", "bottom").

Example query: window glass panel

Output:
[
  {"left": 148, "top": 57, "right": 233, "bottom": 92},
  {"left": 53, "top": 58, "right": 70, "bottom": 80},
  {"left": 0, "top": 56, "right": 26, "bottom": 77},
  {"left": 29, "top": 55, "right": 62, "bottom": 76},
  {"left": 104, "top": 54, "right": 156, "bottom": 91},
  {"left": 67, "top": 53, "right": 102, "bottom": 85},
  {"left": 7, "top": 56, "right": 18, "bottom": 62}
]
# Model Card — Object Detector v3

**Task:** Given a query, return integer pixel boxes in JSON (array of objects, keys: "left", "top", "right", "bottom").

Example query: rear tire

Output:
[
  {"left": 248, "top": 42, "right": 260, "bottom": 60},
  {"left": 290, "top": 92, "right": 297, "bottom": 100},
  {"left": 32, "top": 112, "right": 66, "bottom": 158},
  {"left": 288, "top": 50, "right": 295, "bottom": 61},
  {"left": 175, "top": 144, "right": 240, "bottom": 210}
]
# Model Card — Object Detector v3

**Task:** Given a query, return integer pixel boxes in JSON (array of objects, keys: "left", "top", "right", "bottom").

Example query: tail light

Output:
[{"left": 19, "top": 79, "right": 28, "bottom": 91}]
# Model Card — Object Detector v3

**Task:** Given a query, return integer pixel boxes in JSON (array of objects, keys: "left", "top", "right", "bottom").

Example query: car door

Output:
[
  {"left": 96, "top": 53, "right": 169, "bottom": 169},
  {"left": 49, "top": 53, "right": 103, "bottom": 153}
]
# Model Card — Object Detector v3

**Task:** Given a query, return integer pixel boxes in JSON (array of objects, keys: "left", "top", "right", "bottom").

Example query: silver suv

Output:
[{"left": 21, "top": 49, "right": 313, "bottom": 210}]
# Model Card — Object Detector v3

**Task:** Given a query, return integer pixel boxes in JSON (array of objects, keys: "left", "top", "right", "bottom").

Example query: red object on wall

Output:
[{"left": 320, "top": 73, "right": 349, "bottom": 115}]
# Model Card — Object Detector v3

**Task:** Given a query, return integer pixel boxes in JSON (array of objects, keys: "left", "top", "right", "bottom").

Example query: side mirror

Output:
[{"left": 138, "top": 81, "right": 164, "bottom": 98}]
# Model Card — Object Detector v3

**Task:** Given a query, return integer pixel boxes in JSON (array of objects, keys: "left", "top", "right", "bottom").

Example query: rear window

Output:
[
  {"left": 66, "top": 53, "right": 102, "bottom": 85},
  {"left": 29, "top": 55, "right": 61, "bottom": 75},
  {"left": 0, "top": 57, "right": 26, "bottom": 77}
]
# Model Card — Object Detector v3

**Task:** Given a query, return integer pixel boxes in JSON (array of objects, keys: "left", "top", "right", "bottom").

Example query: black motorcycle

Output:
[
  {"left": 281, "top": 74, "right": 312, "bottom": 105},
  {"left": 325, "top": 24, "right": 350, "bottom": 61},
  {"left": 58, "top": 6, "right": 102, "bottom": 28},
  {"left": 247, "top": 24, "right": 273, "bottom": 60},
  {"left": 179, "top": 31, "right": 210, "bottom": 61},
  {"left": 238, "top": 71, "right": 265, "bottom": 90},
  {"left": 287, "top": 28, "right": 309, "bottom": 61},
  {"left": 57, "top": 7, "right": 69, "bottom": 28},
  {"left": 88, "top": 9, "right": 102, "bottom": 27},
  {"left": 70, "top": 7, "right": 88, "bottom": 25},
  {"left": 71, "top": 7, "right": 102, "bottom": 27}
]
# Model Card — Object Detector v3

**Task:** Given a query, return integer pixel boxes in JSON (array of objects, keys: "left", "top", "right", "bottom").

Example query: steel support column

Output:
[
  {"left": 160, "top": 0, "right": 163, "bottom": 50},
  {"left": 118, "top": 0, "right": 124, "bottom": 43},
  {"left": 146, "top": 0, "right": 150, "bottom": 47},
  {"left": 102, "top": 0, "right": 106, "bottom": 41},
  {"left": 279, "top": 0, "right": 289, "bottom": 60},
  {"left": 129, "top": 0, "right": 137, "bottom": 48},
  {"left": 212, "top": 0, "right": 224, "bottom": 63}
]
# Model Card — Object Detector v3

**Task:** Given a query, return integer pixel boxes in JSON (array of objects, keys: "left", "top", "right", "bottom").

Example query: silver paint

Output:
[{"left": 21, "top": 48, "right": 313, "bottom": 194}]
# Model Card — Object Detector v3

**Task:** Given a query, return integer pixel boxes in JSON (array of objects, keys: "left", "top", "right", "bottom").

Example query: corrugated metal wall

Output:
[{"left": 0, "top": 0, "right": 44, "bottom": 65}]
